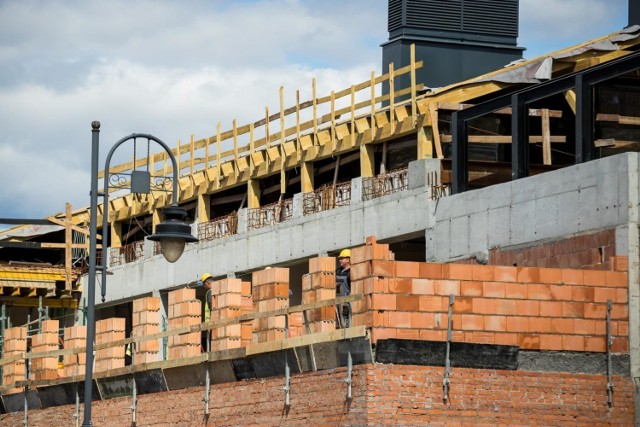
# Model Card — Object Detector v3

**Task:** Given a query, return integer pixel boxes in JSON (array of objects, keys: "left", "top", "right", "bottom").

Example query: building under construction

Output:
[{"left": 1, "top": 1, "right": 640, "bottom": 425}]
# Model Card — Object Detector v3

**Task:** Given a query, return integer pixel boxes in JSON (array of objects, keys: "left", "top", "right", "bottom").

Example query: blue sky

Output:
[{"left": 0, "top": 0, "right": 630, "bottom": 221}]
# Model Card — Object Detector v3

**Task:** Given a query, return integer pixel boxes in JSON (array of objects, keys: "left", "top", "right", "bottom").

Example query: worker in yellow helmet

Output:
[
  {"left": 201, "top": 273, "right": 214, "bottom": 323},
  {"left": 336, "top": 249, "right": 351, "bottom": 328}
]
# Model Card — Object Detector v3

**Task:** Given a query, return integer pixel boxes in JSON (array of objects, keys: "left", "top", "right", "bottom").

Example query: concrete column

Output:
[
  {"left": 292, "top": 193, "right": 304, "bottom": 219},
  {"left": 408, "top": 158, "right": 441, "bottom": 191},
  {"left": 237, "top": 208, "right": 248, "bottom": 234},
  {"left": 351, "top": 177, "right": 363, "bottom": 204},
  {"left": 143, "top": 237, "right": 155, "bottom": 259}
]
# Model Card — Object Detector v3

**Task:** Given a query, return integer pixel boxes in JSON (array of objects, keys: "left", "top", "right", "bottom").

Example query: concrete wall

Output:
[{"left": 427, "top": 153, "right": 636, "bottom": 262}]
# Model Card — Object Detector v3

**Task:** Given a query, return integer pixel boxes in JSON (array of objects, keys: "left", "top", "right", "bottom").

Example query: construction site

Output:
[{"left": 0, "top": 0, "right": 639, "bottom": 425}]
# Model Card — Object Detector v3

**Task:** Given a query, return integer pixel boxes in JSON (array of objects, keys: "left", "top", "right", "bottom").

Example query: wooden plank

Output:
[
  {"left": 437, "top": 102, "right": 563, "bottom": 118},
  {"left": 410, "top": 43, "right": 417, "bottom": 121},
  {"left": 280, "top": 86, "right": 286, "bottom": 194},
  {"left": 541, "top": 109, "right": 552, "bottom": 165},
  {"left": 595, "top": 138, "right": 640, "bottom": 148},
  {"left": 190, "top": 134, "right": 195, "bottom": 175},
  {"left": 564, "top": 90, "right": 577, "bottom": 114},
  {"left": 389, "top": 62, "right": 395, "bottom": 135},
  {"left": 312, "top": 78, "right": 318, "bottom": 141},
  {"left": 440, "top": 135, "right": 566, "bottom": 144},
  {"left": 216, "top": 122, "right": 221, "bottom": 189},
  {"left": 245, "top": 326, "right": 366, "bottom": 355},
  {"left": 429, "top": 103, "right": 443, "bottom": 159},
  {"left": 64, "top": 203, "right": 72, "bottom": 291},
  {"left": 296, "top": 89, "right": 301, "bottom": 159},
  {"left": 596, "top": 113, "right": 640, "bottom": 126}
]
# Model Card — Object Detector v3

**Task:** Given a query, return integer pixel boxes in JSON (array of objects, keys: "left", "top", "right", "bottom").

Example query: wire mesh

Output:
[
  {"left": 303, "top": 182, "right": 352, "bottom": 215},
  {"left": 247, "top": 199, "right": 293, "bottom": 230},
  {"left": 362, "top": 167, "right": 409, "bottom": 201},
  {"left": 109, "top": 240, "right": 145, "bottom": 266},
  {"left": 197, "top": 212, "right": 239, "bottom": 241}
]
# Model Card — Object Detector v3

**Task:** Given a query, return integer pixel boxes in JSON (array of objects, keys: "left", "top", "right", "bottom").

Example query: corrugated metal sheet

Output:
[
  {"left": 388, "top": 0, "right": 404, "bottom": 32},
  {"left": 462, "top": 0, "right": 518, "bottom": 37},
  {"left": 406, "top": 0, "right": 462, "bottom": 32}
]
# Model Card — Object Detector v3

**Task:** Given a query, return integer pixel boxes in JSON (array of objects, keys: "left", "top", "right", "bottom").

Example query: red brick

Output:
[
  {"left": 583, "top": 270, "right": 607, "bottom": 286},
  {"left": 539, "top": 268, "right": 562, "bottom": 284},
  {"left": 419, "top": 263, "right": 443, "bottom": 279},
  {"left": 461, "top": 314, "right": 484, "bottom": 331},
  {"left": 611, "top": 337, "right": 628, "bottom": 352},
  {"left": 369, "top": 294, "right": 396, "bottom": 310},
  {"left": 482, "top": 282, "right": 505, "bottom": 298},
  {"left": 471, "top": 298, "right": 495, "bottom": 315},
  {"left": 539, "top": 301, "right": 563, "bottom": 317},
  {"left": 493, "top": 266, "right": 517, "bottom": 282},
  {"left": 372, "top": 260, "right": 395, "bottom": 277},
  {"left": 518, "top": 334, "right": 541, "bottom": 349},
  {"left": 584, "top": 336, "right": 606, "bottom": 352},
  {"left": 561, "top": 269, "right": 584, "bottom": 285},
  {"left": 584, "top": 303, "right": 607, "bottom": 319},
  {"left": 506, "top": 317, "right": 529, "bottom": 332},
  {"left": 505, "top": 283, "right": 527, "bottom": 299},
  {"left": 411, "top": 279, "right": 434, "bottom": 295},
  {"left": 389, "top": 278, "right": 413, "bottom": 294},
  {"left": 370, "top": 327, "right": 396, "bottom": 343},
  {"left": 363, "top": 277, "right": 388, "bottom": 294},
  {"left": 495, "top": 299, "right": 518, "bottom": 315},
  {"left": 484, "top": 315, "right": 506, "bottom": 332},
  {"left": 594, "top": 287, "right": 617, "bottom": 303},
  {"left": 460, "top": 281, "right": 483, "bottom": 297},
  {"left": 616, "top": 288, "right": 628, "bottom": 303},
  {"left": 528, "top": 317, "right": 551, "bottom": 333},
  {"left": 562, "top": 335, "right": 585, "bottom": 351},
  {"left": 396, "top": 328, "right": 421, "bottom": 340},
  {"left": 516, "top": 300, "right": 540, "bottom": 316},
  {"left": 617, "top": 321, "right": 629, "bottom": 336},
  {"left": 539, "top": 334, "right": 562, "bottom": 350},
  {"left": 410, "top": 312, "right": 436, "bottom": 329},
  {"left": 573, "top": 319, "right": 597, "bottom": 335},
  {"left": 549, "top": 284, "right": 572, "bottom": 301},
  {"left": 396, "top": 261, "right": 420, "bottom": 278},
  {"left": 396, "top": 295, "right": 419, "bottom": 311},
  {"left": 434, "top": 280, "right": 460, "bottom": 296},
  {"left": 611, "top": 256, "right": 628, "bottom": 272},
  {"left": 419, "top": 296, "right": 446, "bottom": 312},
  {"left": 351, "top": 261, "right": 372, "bottom": 280},
  {"left": 516, "top": 267, "right": 540, "bottom": 283},
  {"left": 562, "top": 302, "right": 584, "bottom": 318},
  {"left": 611, "top": 304, "right": 628, "bottom": 320},
  {"left": 471, "top": 265, "right": 494, "bottom": 281},
  {"left": 494, "top": 332, "right": 518, "bottom": 346},
  {"left": 550, "top": 318, "right": 574, "bottom": 334},
  {"left": 444, "top": 264, "right": 474, "bottom": 280},
  {"left": 471, "top": 331, "right": 495, "bottom": 344},
  {"left": 419, "top": 329, "right": 445, "bottom": 341},
  {"left": 365, "top": 235, "right": 377, "bottom": 245},
  {"left": 571, "top": 286, "right": 594, "bottom": 302},
  {"left": 527, "top": 284, "right": 552, "bottom": 300},
  {"left": 388, "top": 311, "right": 412, "bottom": 328}
]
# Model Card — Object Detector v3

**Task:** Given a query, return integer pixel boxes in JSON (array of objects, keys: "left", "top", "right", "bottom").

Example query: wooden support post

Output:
[
  {"left": 152, "top": 209, "right": 161, "bottom": 234},
  {"left": 247, "top": 179, "right": 260, "bottom": 209},
  {"left": 410, "top": 44, "right": 417, "bottom": 125},
  {"left": 233, "top": 119, "right": 239, "bottom": 173},
  {"left": 216, "top": 122, "right": 221, "bottom": 189},
  {"left": 265, "top": 106, "right": 270, "bottom": 168},
  {"left": 111, "top": 221, "right": 123, "bottom": 249},
  {"left": 350, "top": 85, "right": 356, "bottom": 146},
  {"left": 197, "top": 194, "right": 211, "bottom": 224},
  {"left": 417, "top": 125, "right": 434, "bottom": 160},
  {"left": 301, "top": 161, "right": 314, "bottom": 193},
  {"left": 360, "top": 144, "right": 375, "bottom": 178},
  {"left": 280, "top": 86, "right": 286, "bottom": 194},
  {"left": 189, "top": 134, "right": 195, "bottom": 175},
  {"left": 370, "top": 71, "right": 376, "bottom": 142},
  {"left": 565, "top": 90, "right": 577, "bottom": 114},
  {"left": 312, "top": 78, "right": 318, "bottom": 145},
  {"left": 331, "top": 90, "right": 336, "bottom": 151},
  {"left": 176, "top": 139, "right": 181, "bottom": 178},
  {"left": 429, "top": 103, "right": 443, "bottom": 159},
  {"left": 296, "top": 90, "right": 301, "bottom": 160},
  {"left": 541, "top": 108, "right": 552, "bottom": 165},
  {"left": 249, "top": 123, "right": 255, "bottom": 175},
  {"left": 389, "top": 62, "right": 395, "bottom": 134},
  {"left": 205, "top": 134, "right": 210, "bottom": 171},
  {"left": 64, "top": 203, "right": 72, "bottom": 291}
]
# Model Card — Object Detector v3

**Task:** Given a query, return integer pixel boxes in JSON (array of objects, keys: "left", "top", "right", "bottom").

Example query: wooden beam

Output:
[
  {"left": 596, "top": 113, "right": 640, "bottom": 126},
  {"left": 437, "top": 102, "right": 563, "bottom": 118},
  {"left": 64, "top": 203, "right": 72, "bottom": 291},
  {"left": 301, "top": 161, "right": 314, "bottom": 193},
  {"left": 429, "top": 103, "right": 443, "bottom": 159},
  {"left": 197, "top": 194, "right": 211, "bottom": 223},
  {"left": 564, "top": 90, "right": 577, "bottom": 114},
  {"left": 247, "top": 179, "right": 260, "bottom": 209},
  {"left": 360, "top": 144, "right": 375, "bottom": 178},
  {"left": 440, "top": 135, "right": 566, "bottom": 144},
  {"left": 110, "top": 221, "right": 122, "bottom": 249},
  {"left": 541, "top": 109, "right": 552, "bottom": 165}
]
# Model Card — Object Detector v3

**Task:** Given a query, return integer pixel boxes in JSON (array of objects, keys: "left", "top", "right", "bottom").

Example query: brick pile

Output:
[
  {"left": 62, "top": 325, "right": 87, "bottom": 377},
  {"left": 252, "top": 267, "right": 289, "bottom": 343},
  {"left": 94, "top": 318, "right": 125, "bottom": 372},
  {"left": 132, "top": 297, "right": 161, "bottom": 364},
  {"left": 30, "top": 319, "right": 60, "bottom": 381},
  {"left": 350, "top": 237, "right": 629, "bottom": 352},
  {"left": 301, "top": 257, "right": 337, "bottom": 333},
  {"left": 167, "top": 288, "right": 201, "bottom": 359},
  {"left": 2, "top": 326, "right": 27, "bottom": 394},
  {"left": 240, "top": 281, "right": 253, "bottom": 347},
  {"left": 209, "top": 278, "right": 243, "bottom": 351}
]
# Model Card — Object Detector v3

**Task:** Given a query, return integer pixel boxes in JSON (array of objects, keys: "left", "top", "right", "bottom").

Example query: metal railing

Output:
[
  {"left": 362, "top": 167, "right": 409, "bottom": 201},
  {"left": 109, "top": 240, "right": 145, "bottom": 266},
  {"left": 198, "top": 212, "right": 239, "bottom": 241},
  {"left": 247, "top": 199, "right": 293, "bottom": 230},
  {"left": 303, "top": 182, "right": 352, "bottom": 215}
]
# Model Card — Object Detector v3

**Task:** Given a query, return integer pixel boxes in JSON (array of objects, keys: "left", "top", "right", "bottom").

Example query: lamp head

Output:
[{"left": 148, "top": 204, "right": 198, "bottom": 263}]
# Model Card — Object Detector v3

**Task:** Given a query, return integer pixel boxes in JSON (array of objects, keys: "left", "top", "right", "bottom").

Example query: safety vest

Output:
[
  {"left": 204, "top": 290, "right": 213, "bottom": 322},
  {"left": 336, "top": 268, "right": 351, "bottom": 296}
]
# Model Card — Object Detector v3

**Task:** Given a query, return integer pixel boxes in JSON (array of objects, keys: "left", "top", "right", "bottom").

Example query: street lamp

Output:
[{"left": 83, "top": 121, "right": 197, "bottom": 426}]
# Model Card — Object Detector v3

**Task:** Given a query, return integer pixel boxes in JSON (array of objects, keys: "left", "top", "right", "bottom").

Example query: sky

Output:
[{"left": 0, "top": 0, "right": 629, "bottom": 221}]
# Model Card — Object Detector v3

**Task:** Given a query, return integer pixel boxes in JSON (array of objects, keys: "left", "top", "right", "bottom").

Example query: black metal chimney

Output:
[
  {"left": 630, "top": 0, "right": 640, "bottom": 25},
  {"left": 382, "top": 0, "right": 524, "bottom": 89}
]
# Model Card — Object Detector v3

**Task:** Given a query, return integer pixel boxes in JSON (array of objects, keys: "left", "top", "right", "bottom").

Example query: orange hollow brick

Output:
[
  {"left": 168, "top": 288, "right": 196, "bottom": 305},
  {"left": 309, "top": 256, "right": 336, "bottom": 273}
]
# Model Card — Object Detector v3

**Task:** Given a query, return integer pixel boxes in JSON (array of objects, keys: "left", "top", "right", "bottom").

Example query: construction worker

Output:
[
  {"left": 336, "top": 249, "right": 351, "bottom": 328},
  {"left": 201, "top": 273, "right": 215, "bottom": 323}
]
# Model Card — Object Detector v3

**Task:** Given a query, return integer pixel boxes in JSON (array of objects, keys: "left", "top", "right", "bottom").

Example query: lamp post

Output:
[{"left": 83, "top": 121, "right": 197, "bottom": 426}]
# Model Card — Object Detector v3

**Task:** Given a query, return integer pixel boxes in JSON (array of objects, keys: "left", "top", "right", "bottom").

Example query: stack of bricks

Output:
[
  {"left": 301, "top": 257, "right": 337, "bottom": 333},
  {"left": 350, "top": 236, "right": 629, "bottom": 352},
  {"left": 209, "top": 278, "right": 242, "bottom": 351},
  {"left": 62, "top": 325, "right": 87, "bottom": 377},
  {"left": 2, "top": 326, "right": 27, "bottom": 394},
  {"left": 132, "top": 296, "right": 161, "bottom": 364},
  {"left": 240, "top": 281, "right": 253, "bottom": 347},
  {"left": 167, "top": 288, "right": 201, "bottom": 359},
  {"left": 252, "top": 267, "right": 290, "bottom": 343},
  {"left": 30, "top": 319, "right": 60, "bottom": 381},
  {"left": 94, "top": 318, "right": 125, "bottom": 372}
]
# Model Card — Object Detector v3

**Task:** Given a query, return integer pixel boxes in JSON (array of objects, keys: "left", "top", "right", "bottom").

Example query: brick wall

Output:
[
  {"left": 489, "top": 229, "right": 617, "bottom": 269},
  {"left": 1, "top": 364, "right": 633, "bottom": 426}
]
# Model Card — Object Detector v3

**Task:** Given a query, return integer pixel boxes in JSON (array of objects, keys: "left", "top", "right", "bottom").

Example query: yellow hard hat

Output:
[
  {"left": 339, "top": 249, "right": 351, "bottom": 258},
  {"left": 201, "top": 273, "right": 213, "bottom": 283}
]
